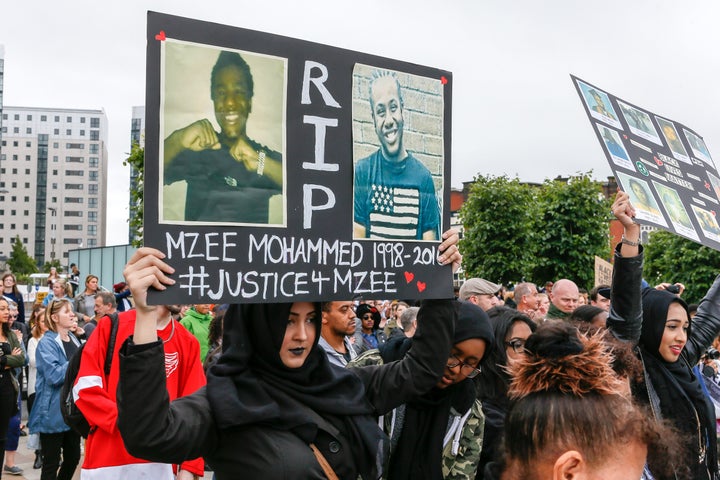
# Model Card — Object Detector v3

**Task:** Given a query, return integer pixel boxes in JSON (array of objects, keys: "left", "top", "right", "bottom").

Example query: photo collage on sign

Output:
[{"left": 573, "top": 75, "right": 719, "bottom": 251}]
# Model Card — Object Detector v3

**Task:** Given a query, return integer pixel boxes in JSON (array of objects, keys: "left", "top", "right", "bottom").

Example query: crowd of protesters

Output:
[{"left": 0, "top": 191, "right": 717, "bottom": 479}]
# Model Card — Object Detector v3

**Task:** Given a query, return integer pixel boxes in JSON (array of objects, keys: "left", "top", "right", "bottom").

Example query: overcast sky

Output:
[{"left": 2, "top": 0, "right": 718, "bottom": 245}]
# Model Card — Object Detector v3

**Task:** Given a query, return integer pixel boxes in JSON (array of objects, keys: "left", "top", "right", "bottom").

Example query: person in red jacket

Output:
[{"left": 73, "top": 307, "right": 206, "bottom": 479}]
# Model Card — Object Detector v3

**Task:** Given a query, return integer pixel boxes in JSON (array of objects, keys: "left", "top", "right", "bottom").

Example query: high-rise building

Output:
[
  {"left": 0, "top": 106, "right": 109, "bottom": 265},
  {"left": 128, "top": 106, "right": 144, "bottom": 244}
]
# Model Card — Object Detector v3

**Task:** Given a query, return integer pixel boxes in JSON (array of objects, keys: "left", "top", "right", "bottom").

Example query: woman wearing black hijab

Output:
[
  {"left": 635, "top": 288, "right": 720, "bottom": 479},
  {"left": 115, "top": 240, "right": 461, "bottom": 480},
  {"left": 385, "top": 300, "right": 494, "bottom": 479}
]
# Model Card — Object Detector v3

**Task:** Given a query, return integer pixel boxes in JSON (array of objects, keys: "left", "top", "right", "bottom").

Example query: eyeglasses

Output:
[
  {"left": 446, "top": 354, "right": 482, "bottom": 378},
  {"left": 505, "top": 338, "right": 527, "bottom": 355}
]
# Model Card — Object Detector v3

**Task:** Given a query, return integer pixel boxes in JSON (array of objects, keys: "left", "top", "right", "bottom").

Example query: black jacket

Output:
[{"left": 117, "top": 299, "right": 454, "bottom": 479}]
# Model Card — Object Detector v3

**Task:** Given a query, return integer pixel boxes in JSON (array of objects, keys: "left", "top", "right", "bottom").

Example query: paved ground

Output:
[{"left": 7, "top": 410, "right": 213, "bottom": 479}]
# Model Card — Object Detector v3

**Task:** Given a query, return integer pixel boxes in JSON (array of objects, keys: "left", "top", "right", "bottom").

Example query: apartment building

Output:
[{"left": 0, "top": 106, "right": 108, "bottom": 264}]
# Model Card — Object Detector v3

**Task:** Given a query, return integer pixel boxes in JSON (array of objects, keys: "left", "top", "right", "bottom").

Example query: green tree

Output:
[
  {"left": 7, "top": 236, "right": 38, "bottom": 276},
  {"left": 124, "top": 143, "right": 144, "bottom": 247},
  {"left": 459, "top": 175, "right": 537, "bottom": 284},
  {"left": 42, "top": 259, "right": 63, "bottom": 273},
  {"left": 531, "top": 174, "right": 611, "bottom": 289},
  {"left": 644, "top": 229, "right": 720, "bottom": 303}
]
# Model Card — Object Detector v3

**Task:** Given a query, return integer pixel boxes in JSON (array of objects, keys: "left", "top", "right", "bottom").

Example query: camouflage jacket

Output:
[{"left": 348, "top": 349, "right": 485, "bottom": 480}]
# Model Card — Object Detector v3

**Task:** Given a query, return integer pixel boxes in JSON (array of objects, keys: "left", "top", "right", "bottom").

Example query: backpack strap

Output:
[{"left": 103, "top": 313, "right": 120, "bottom": 376}]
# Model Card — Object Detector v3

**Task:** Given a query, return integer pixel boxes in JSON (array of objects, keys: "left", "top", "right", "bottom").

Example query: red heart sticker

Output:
[
  {"left": 622, "top": 134, "right": 628, "bottom": 140},
  {"left": 417, "top": 281, "right": 427, "bottom": 292},
  {"left": 404, "top": 272, "right": 415, "bottom": 283},
  {"left": 440, "top": 76, "right": 448, "bottom": 85},
  {"left": 155, "top": 30, "right": 166, "bottom": 41}
]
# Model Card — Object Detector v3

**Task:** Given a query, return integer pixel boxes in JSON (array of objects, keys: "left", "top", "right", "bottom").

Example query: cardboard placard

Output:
[
  {"left": 573, "top": 75, "right": 719, "bottom": 250},
  {"left": 144, "top": 12, "right": 453, "bottom": 304}
]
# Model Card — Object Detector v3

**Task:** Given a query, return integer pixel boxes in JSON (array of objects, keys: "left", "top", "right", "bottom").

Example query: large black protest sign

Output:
[
  {"left": 573, "top": 75, "right": 719, "bottom": 249},
  {"left": 144, "top": 12, "right": 453, "bottom": 304}
]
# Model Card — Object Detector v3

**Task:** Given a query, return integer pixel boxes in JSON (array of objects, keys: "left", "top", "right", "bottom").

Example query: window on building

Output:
[
  {"left": 90, "top": 130, "right": 99, "bottom": 141},
  {"left": 10, "top": 183, "right": 16, "bottom": 188},
  {"left": 52, "top": 183, "right": 57, "bottom": 190},
  {"left": 26, "top": 115, "right": 32, "bottom": 121},
  {"left": 11, "top": 155, "right": 17, "bottom": 161},
  {"left": 80, "top": 117, "right": 86, "bottom": 124},
  {"left": 89, "top": 157, "right": 98, "bottom": 168},
  {"left": 23, "top": 210, "right": 28, "bottom": 216},
  {"left": 53, "top": 156, "right": 59, "bottom": 162},
  {"left": 0, "top": 127, "right": 5, "bottom": 134},
  {"left": 66, "top": 129, "right": 72, "bottom": 135},
  {"left": 54, "top": 128, "right": 59, "bottom": 135},
  {"left": 67, "top": 116, "right": 72, "bottom": 123},
  {"left": 13, "top": 127, "right": 18, "bottom": 133},
  {"left": 12, "top": 141, "right": 18, "bottom": 147},
  {"left": 90, "top": 118, "right": 100, "bottom": 128},
  {"left": 26, "top": 128, "right": 32, "bottom": 134},
  {"left": 65, "top": 184, "right": 83, "bottom": 190},
  {"left": 41, "top": 115, "right": 47, "bottom": 121},
  {"left": 13, "top": 114, "right": 19, "bottom": 120},
  {"left": 87, "top": 225, "right": 97, "bottom": 236},
  {"left": 25, "top": 141, "right": 31, "bottom": 147},
  {"left": 64, "top": 225, "right": 82, "bottom": 231},
  {"left": 23, "top": 197, "right": 29, "bottom": 202},
  {"left": 88, "top": 198, "right": 98, "bottom": 209},
  {"left": 0, "top": 210, "right": 4, "bottom": 215},
  {"left": 88, "top": 171, "right": 98, "bottom": 181},
  {"left": 80, "top": 130, "right": 85, "bottom": 136},
  {"left": 64, "top": 211, "right": 83, "bottom": 217},
  {"left": 25, "top": 155, "right": 30, "bottom": 161},
  {"left": 88, "top": 211, "right": 98, "bottom": 222},
  {"left": 63, "top": 238, "right": 82, "bottom": 245},
  {"left": 66, "top": 157, "right": 83, "bottom": 163},
  {"left": 66, "top": 170, "right": 84, "bottom": 176},
  {"left": 10, "top": 196, "right": 15, "bottom": 202},
  {"left": 52, "top": 170, "right": 58, "bottom": 175},
  {"left": 24, "top": 169, "right": 30, "bottom": 174},
  {"left": 65, "top": 198, "right": 84, "bottom": 203},
  {"left": 11, "top": 169, "right": 16, "bottom": 174},
  {"left": 10, "top": 224, "right": 15, "bottom": 229},
  {"left": 1, "top": 114, "right": 6, "bottom": 120},
  {"left": 54, "top": 116, "right": 60, "bottom": 122},
  {"left": 23, "top": 224, "right": 28, "bottom": 230},
  {"left": 88, "top": 185, "right": 98, "bottom": 194},
  {"left": 10, "top": 210, "right": 15, "bottom": 216},
  {"left": 89, "top": 144, "right": 99, "bottom": 154},
  {"left": 53, "top": 142, "right": 59, "bottom": 148},
  {"left": 66, "top": 143, "right": 84, "bottom": 149},
  {"left": 24, "top": 183, "right": 29, "bottom": 189},
  {"left": 88, "top": 239, "right": 97, "bottom": 247}
]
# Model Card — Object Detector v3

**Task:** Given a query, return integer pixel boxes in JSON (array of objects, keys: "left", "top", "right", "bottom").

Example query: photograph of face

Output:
[
  {"left": 684, "top": 128, "right": 713, "bottom": 164},
  {"left": 352, "top": 64, "right": 444, "bottom": 241},
  {"left": 618, "top": 101, "right": 660, "bottom": 144},
  {"left": 617, "top": 172, "right": 667, "bottom": 227},
  {"left": 707, "top": 171, "right": 720, "bottom": 204},
  {"left": 652, "top": 181, "right": 697, "bottom": 240},
  {"left": 599, "top": 125, "right": 633, "bottom": 170},
  {"left": 691, "top": 204, "right": 720, "bottom": 241},
  {"left": 577, "top": 80, "right": 621, "bottom": 129},
  {"left": 160, "top": 39, "right": 287, "bottom": 226},
  {"left": 656, "top": 117, "right": 689, "bottom": 160}
]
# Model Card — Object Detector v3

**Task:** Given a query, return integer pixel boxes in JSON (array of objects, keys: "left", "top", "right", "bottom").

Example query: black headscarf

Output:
[
  {"left": 206, "top": 303, "right": 387, "bottom": 479},
  {"left": 388, "top": 300, "right": 494, "bottom": 480},
  {"left": 639, "top": 288, "right": 717, "bottom": 478}
]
